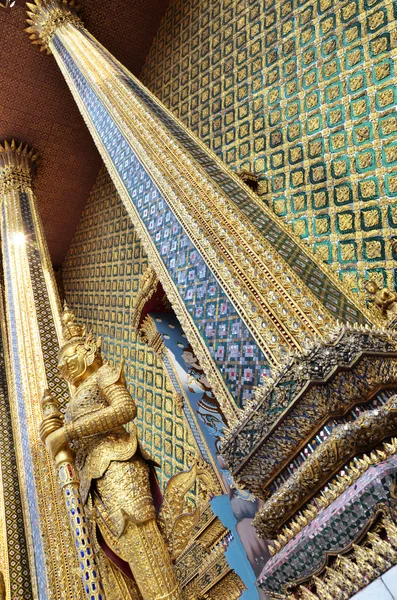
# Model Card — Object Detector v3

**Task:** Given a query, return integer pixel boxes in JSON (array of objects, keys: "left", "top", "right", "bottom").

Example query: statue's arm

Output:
[{"left": 65, "top": 380, "right": 137, "bottom": 442}]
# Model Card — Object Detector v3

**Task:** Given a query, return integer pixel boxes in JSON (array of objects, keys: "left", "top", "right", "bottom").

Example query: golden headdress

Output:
[
  {"left": 59, "top": 302, "right": 87, "bottom": 352},
  {"left": 59, "top": 303, "right": 102, "bottom": 368}
]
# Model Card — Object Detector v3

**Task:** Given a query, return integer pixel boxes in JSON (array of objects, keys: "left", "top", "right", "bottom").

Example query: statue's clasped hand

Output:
[
  {"left": 43, "top": 427, "right": 68, "bottom": 461},
  {"left": 39, "top": 389, "right": 69, "bottom": 461}
]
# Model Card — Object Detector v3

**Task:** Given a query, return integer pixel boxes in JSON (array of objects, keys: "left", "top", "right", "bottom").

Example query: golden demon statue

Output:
[{"left": 40, "top": 305, "right": 212, "bottom": 600}]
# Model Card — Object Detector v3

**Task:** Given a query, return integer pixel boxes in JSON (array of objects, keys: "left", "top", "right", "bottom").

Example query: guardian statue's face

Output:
[
  {"left": 57, "top": 343, "right": 89, "bottom": 385},
  {"left": 58, "top": 304, "right": 102, "bottom": 386}
]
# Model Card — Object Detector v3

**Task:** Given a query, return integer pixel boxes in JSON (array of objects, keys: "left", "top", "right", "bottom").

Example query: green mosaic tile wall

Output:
[
  {"left": 62, "top": 167, "right": 198, "bottom": 491},
  {"left": 140, "top": 0, "right": 397, "bottom": 294}
]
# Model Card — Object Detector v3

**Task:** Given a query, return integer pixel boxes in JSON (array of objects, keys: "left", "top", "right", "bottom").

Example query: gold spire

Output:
[
  {"left": 61, "top": 302, "right": 85, "bottom": 343},
  {"left": 25, "top": 0, "right": 83, "bottom": 54},
  {"left": 0, "top": 140, "right": 38, "bottom": 194}
]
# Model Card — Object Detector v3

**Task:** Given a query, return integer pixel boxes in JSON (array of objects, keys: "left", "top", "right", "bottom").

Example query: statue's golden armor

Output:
[
  {"left": 41, "top": 306, "right": 183, "bottom": 600},
  {"left": 64, "top": 361, "right": 153, "bottom": 522}
]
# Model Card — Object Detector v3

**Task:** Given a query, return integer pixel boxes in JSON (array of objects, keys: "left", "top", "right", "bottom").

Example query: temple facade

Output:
[{"left": 0, "top": 0, "right": 397, "bottom": 598}]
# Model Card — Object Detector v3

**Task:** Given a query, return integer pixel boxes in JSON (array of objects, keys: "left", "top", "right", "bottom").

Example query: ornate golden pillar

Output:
[
  {"left": 25, "top": 0, "right": 380, "bottom": 424},
  {"left": 0, "top": 282, "right": 33, "bottom": 599},
  {"left": 0, "top": 141, "right": 84, "bottom": 599}
]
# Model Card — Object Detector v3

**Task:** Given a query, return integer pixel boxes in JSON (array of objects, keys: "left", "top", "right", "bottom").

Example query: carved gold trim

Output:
[
  {"left": 365, "top": 280, "right": 397, "bottom": 322},
  {"left": 220, "top": 324, "right": 397, "bottom": 494},
  {"left": 204, "top": 571, "right": 246, "bottom": 600},
  {"left": 270, "top": 439, "right": 397, "bottom": 555},
  {"left": 254, "top": 394, "right": 397, "bottom": 538},
  {"left": 281, "top": 508, "right": 397, "bottom": 599},
  {"left": 175, "top": 503, "right": 245, "bottom": 599},
  {"left": 196, "top": 518, "right": 227, "bottom": 552},
  {"left": 173, "top": 391, "right": 184, "bottom": 415},
  {"left": 159, "top": 457, "right": 222, "bottom": 561}
]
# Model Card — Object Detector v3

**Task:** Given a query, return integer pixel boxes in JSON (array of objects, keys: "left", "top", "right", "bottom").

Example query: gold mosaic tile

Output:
[{"left": 140, "top": 0, "right": 397, "bottom": 294}]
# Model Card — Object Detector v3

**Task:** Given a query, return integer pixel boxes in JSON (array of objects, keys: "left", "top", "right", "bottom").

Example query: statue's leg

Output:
[
  {"left": 121, "top": 518, "right": 182, "bottom": 600},
  {"left": 95, "top": 458, "right": 183, "bottom": 600}
]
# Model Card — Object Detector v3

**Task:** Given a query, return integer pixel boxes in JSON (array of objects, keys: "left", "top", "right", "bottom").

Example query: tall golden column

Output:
[
  {"left": 0, "top": 140, "right": 85, "bottom": 599},
  {"left": 0, "top": 283, "right": 33, "bottom": 599},
  {"left": 25, "top": 0, "right": 381, "bottom": 423}
]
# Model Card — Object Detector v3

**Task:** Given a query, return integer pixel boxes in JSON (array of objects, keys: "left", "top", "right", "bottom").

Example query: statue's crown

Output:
[{"left": 61, "top": 302, "right": 86, "bottom": 342}]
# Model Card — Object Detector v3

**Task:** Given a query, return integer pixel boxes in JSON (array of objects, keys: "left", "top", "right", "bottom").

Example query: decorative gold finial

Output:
[
  {"left": 25, "top": 0, "right": 83, "bottom": 54},
  {"left": 0, "top": 140, "right": 38, "bottom": 194},
  {"left": 61, "top": 302, "right": 85, "bottom": 343}
]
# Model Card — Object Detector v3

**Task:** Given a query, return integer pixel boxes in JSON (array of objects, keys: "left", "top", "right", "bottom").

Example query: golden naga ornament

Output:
[{"left": 40, "top": 304, "right": 214, "bottom": 600}]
